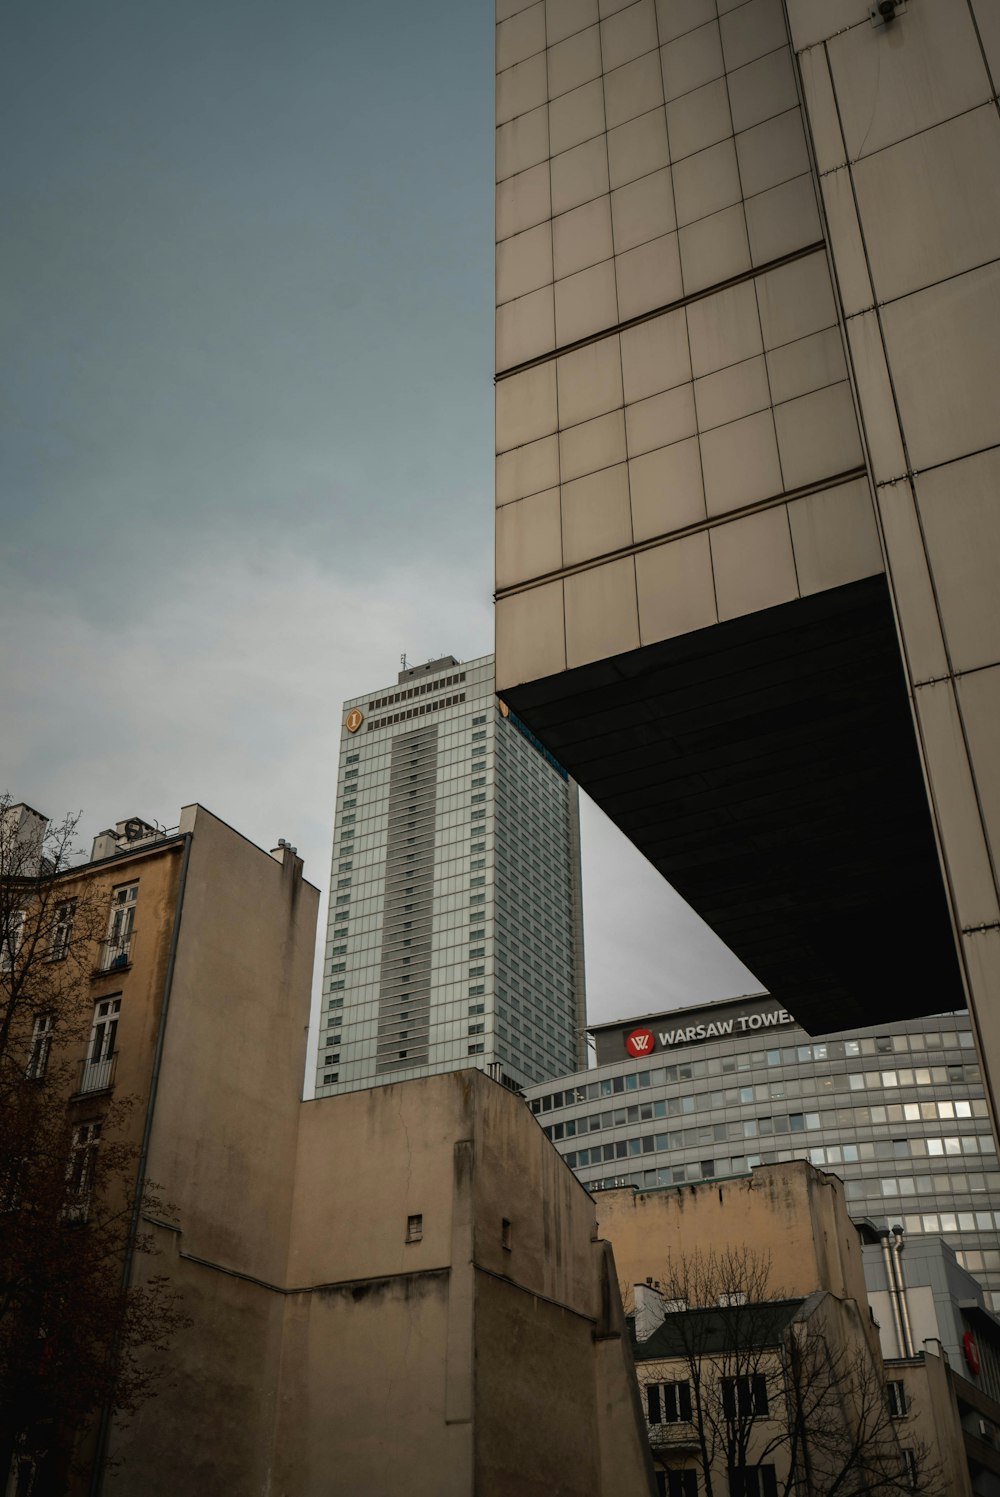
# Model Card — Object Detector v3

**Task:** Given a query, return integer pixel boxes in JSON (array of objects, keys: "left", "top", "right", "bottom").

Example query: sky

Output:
[{"left": 2, "top": 0, "right": 758, "bottom": 1088}]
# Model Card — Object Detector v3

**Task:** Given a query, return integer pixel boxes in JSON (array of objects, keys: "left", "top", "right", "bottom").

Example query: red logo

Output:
[
  {"left": 626, "top": 1028, "right": 655, "bottom": 1057},
  {"left": 964, "top": 1332, "right": 981, "bottom": 1376}
]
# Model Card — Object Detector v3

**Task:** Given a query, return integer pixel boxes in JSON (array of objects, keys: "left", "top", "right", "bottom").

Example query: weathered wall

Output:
[
  {"left": 104, "top": 807, "right": 319, "bottom": 1496},
  {"left": 279, "top": 1071, "right": 655, "bottom": 1497},
  {"left": 895, "top": 1351, "right": 974, "bottom": 1497},
  {"left": 597, "top": 1162, "right": 871, "bottom": 1319}
]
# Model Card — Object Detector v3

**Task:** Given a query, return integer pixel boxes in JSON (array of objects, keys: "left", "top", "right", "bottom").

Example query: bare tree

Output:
[
  {"left": 633, "top": 1246, "right": 942, "bottom": 1497},
  {"left": 0, "top": 798, "right": 185, "bottom": 1495}
]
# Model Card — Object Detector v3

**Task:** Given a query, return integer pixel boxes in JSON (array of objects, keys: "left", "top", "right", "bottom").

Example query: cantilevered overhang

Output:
[{"left": 501, "top": 575, "right": 964, "bottom": 1035}]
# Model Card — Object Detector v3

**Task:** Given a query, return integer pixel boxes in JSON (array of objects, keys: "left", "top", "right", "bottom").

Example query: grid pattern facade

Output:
[
  {"left": 523, "top": 1004, "right": 1000, "bottom": 1312},
  {"left": 315, "top": 654, "right": 586, "bottom": 1098}
]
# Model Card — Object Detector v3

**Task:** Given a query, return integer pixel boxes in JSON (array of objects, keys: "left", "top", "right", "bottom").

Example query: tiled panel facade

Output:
[
  {"left": 495, "top": 0, "right": 879, "bottom": 689},
  {"left": 496, "top": 0, "right": 1000, "bottom": 1138},
  {"left": 786, "top": 0, "right": 1000, "bottom": 1130}
]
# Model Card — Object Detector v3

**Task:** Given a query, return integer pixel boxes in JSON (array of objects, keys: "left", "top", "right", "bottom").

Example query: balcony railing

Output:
[
  {"left": 96, "top": 931, "right": 134, "bottom": 973},
  {"left": 77, "top": 1053, "right": 117, "bottom": 1095},
  {"left": 648, "top": 1422, "right": 701, "bottom": 1452}
]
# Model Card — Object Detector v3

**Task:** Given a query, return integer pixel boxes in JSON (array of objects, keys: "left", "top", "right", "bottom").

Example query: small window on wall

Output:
[
  {"left": 49, "top": 900, "right": 76, "bottom": 961},
  {"left": 501, "top": 1218, "right": 512, "bottom": 1251},
  {"left": 887, "top": 1381, "right": 908, "bottom": 1418},
  {"left": 26, "top": 1013, "right": 54, "bottom": 1080},
  {"left": 102, "top": 883, "right": 137, "bottom": 970},
  {"left": 406, "top": 1213, "right": 423, "bottom": 1243}
]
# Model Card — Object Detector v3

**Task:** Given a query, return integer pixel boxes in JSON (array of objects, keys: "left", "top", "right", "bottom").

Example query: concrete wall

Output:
[
  {"left": 110, "top": 1062, "right": 654, "bottom": 1496},
  {"left": 597, "top": 1161, "right": 871, "bottom": 1315},
  {"left": 103, "top": 807, "right": 319, "bottom": 1497},
  {"left": 277, "top": 1071, "right": 656, "bottom": 1497},
  {"left": 894, "top": 1349, "right": 974, "bottom": 1497}
]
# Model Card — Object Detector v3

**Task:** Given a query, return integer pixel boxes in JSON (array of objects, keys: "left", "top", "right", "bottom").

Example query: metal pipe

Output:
[
  {"left": 881, "top": 1231, "right": 906, "bottom": 1357},
  {"left": 892, "top": 1228, "right": 914, "bottom": 1358}
]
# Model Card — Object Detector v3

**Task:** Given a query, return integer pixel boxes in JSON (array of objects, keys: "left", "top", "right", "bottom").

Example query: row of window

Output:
[
  {"left": 366, "top": 670, "right": 467, "bottom": 711},
  {"left": 366, "top": 692, "right": 468, "bottom": 733},
  {"left": 532, "top": 1032, "right": 975, "bottom": 1114}
]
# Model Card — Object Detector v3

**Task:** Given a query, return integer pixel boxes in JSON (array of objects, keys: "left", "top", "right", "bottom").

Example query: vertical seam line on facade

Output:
[{"left": 803, "top": 10, "right": 1000, "bottom": 1120}]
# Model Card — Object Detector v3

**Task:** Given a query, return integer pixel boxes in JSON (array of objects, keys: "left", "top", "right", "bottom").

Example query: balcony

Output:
[
  {"left": 648, "top": 1422, "right": 701, "bottom": 1453},
  {"left": 94, "top": 931, "right": 134, "bottom": 975},
  {"left": 76, "top": 1053, "right": 117, "bottom": 1095}
]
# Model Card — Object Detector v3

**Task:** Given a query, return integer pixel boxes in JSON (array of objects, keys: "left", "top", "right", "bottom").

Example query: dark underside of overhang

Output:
[{"left": 503, "top": 574, "right": 964, "bottom": 1036}]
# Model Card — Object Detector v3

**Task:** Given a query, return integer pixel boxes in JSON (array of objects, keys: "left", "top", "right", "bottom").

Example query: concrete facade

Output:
[
  {"left": 112, "top": 1070, "right": 656, "bottom": 1497},
  {"left": 524, "top": 998, "right": 1000, "bottom": 1310},
  {"left": 315, "top": 653, "right": 587, "bottom": 1098},
  {"left": 493, "top": 0, "right": 1000, "bottom": 1132}
]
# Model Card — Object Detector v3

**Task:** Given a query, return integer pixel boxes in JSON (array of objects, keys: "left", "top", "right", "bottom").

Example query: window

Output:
[
  {"left": 26, "top": 1013, "right": 54, "bottom": 1080},
  {"left": 0, "top": 910, "right": 24, "bottom": 972},
  {"left": 501, "top": 1217, "right": 512, "bottom": 1251},
  {"left": 728, "top": 1467, "right": 777, "bottom": 1497},
  {"left": 49, "top": 899, "right": 75, "bottom": 961},
  {"left": 901, "top": 1449, "right": 918, "bottom": 1490},
  {"left": 656, "top": 1474, "right": 697, "bottom": 1497},
  {"left": 468, "top": 1043, "right": 484, "bottom": 1054},
  {"left": 647, "top": 1381, "right": 692, "bottom": 1424},
  {"left": 721, "top": 1375, "right": 768, "bottom": 1421},
  {"left": 887, "top": 1380, "right": 908, "bottom": 1418},
  {"left": 65, "top": 1121, "right": 101, "bottom": 1219},
  {"left": 81, "top": 996, "right": 120, "bottom": 1092},
  {"left": 406, "top": 1213, "right": 423, "bottom": 1243},
  {"left": 101, "top": 884, "right": 137, "bottom": 970}
]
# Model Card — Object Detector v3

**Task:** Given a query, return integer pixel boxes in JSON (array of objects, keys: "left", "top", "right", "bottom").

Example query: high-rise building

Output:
[
  {"left": 523, "top": 996, "right": 1000, "bottom": 1310},
  {"left": 315, "top": 653, "right": 586, "bottom": 1097},
  {"left": 493, "top": 0, "right": 1000, "bottom": 1132}
]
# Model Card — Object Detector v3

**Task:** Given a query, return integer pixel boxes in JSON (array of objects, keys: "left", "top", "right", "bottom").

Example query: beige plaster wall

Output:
[
  {"left": 144, "top": 805, "right": 317, "bottom": 1283},
  {"left": 104, "top": 807, "right": 319, "bottom": 1496},
  {"left": 597, "top": 1161, "right": 871, "bottom": 1315},
  {"left": 282, "top": 1071, "right": 656, "bottom": 1497},
  {"left": 895, "top": 1351, "right": 973, "bottom": 1497}
]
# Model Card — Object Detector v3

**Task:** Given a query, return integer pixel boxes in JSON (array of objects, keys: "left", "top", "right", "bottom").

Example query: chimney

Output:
[{"left": 2, "top": 803, "right": 48, "bottom": 877}]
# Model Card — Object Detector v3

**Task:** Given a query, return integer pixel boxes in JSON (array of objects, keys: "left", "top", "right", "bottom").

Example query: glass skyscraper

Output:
[{"left": 314, "top": 653, "right": 586, "bottom": 1098}]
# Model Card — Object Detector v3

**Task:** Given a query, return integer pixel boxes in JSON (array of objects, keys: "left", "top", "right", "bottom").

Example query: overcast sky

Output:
[{"left": 2, "top": 0, "right": 757, "bottom": 1088}]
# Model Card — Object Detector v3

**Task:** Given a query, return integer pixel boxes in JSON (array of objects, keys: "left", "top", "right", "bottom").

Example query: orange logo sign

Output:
[
  {"left": 498, "top": 700, "right": 510, "bottom": 718},
  {"left": 345, "top": 708, "right": 364, "bottom": 734}
]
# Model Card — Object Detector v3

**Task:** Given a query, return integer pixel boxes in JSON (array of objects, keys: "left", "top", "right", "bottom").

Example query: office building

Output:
[
  {"left": 523, "top": 995, "right": 1000, "bottom": 1310},
  {"left": 315, "top": 653, "right": 586, "bottom": 1097},
  {"left": 494, "top": 0, "right": 1000, "bottom": 1128}
]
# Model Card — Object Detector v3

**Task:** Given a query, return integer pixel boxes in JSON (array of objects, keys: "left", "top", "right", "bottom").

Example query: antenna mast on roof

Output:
[{"left": 400, "top": 653, "right": 408, "bottom": 670}]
